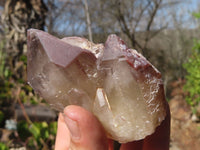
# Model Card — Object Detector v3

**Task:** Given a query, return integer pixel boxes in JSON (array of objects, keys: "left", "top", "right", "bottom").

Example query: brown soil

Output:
[{"left": 169, "top": 79, "right": 200, "bottom": 150}]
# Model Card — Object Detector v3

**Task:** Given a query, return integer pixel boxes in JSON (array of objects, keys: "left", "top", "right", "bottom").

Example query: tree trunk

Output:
[{"left": 2, "top": 0, "right": 47, "bottom": 79}]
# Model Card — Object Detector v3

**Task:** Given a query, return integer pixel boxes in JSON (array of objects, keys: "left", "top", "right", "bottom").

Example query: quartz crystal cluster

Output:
[{"left": 27, "top": 29, "right": 167, "bottom": 143}]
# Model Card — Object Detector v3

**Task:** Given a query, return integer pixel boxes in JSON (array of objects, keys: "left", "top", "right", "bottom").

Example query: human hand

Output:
[{"left": 55, "top": 105, "right": 170, "bottom": 150}]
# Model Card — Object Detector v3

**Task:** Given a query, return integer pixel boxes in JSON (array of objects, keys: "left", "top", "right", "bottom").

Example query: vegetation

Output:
[
  {"left": 0, "top": 1, "right": 55, "bottom": 149},
  {"left": 184, "top": 40, "right": 200, "bottom": 108},
  {"left": 0, "top": 142, "right": 9, "bottom": 150},
  {"left": 17, "top": 121, "right": 57, "bottom": 149},
  {"left": 184, "top": 12, "right": 200, "bottom": 110}
]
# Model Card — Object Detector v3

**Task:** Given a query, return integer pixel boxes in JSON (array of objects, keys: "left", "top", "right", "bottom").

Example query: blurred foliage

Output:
[
  {"left": 0, "top": 143, "right": 9, "bottom": 150},
  {"left": 183, "top": 12, "right": 200, "bottom": 109},
  {"left": 0, "top": 110, "right": 4, "bottom": 124},
  {"left": 192, "top": 12, "right": 200, "bottom": 19},
  {"left": 183, "top": 39, "right": 200, "bottom": 107},
  {"left": 0, "top": 78, "right": 14, "bottom": 127},
  {"left": 0, "top": 80, "right": 13, "bottom": 101},
  {"left": 17, "top": 121, "right": 57, "bottom": 149},
  {"left": 0, "top": 39, "right": 11, "bottom": 79},
  {"left": 0, "top": 14, "right": 55, "bottom": 149},
  {"left": 0, "top": 36, "right": 14, "bottom": 122}
]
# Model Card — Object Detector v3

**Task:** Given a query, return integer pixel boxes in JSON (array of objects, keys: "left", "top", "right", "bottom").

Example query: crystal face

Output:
[{"left": 27, "top": 29, "right": 167, "bottom": 143}]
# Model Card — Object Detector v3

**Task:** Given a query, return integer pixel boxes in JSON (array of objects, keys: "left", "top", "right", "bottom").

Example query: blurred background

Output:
[{"left": 0, "top": 0, "right": 200, "bottom": 149}]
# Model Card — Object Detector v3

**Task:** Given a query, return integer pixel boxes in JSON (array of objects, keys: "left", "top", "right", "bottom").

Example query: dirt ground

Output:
[{"left": 169, "top": 79, "right": 200, "bottom": 150}]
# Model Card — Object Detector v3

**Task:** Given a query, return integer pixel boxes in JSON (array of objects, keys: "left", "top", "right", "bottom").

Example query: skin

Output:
[{"left": 55, "top": 104, "right": 170, "bottom": 150}]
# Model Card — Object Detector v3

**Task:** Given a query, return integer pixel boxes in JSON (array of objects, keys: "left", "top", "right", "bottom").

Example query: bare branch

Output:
[
  {"left": 83, "top": 0, "right": 93, "bottom": 42},
  {"left": 146, "top": 0, "right": 162, "bottom": 31},
  {"left": 134, "top": 1, "right": 151, "bottom": 33}
]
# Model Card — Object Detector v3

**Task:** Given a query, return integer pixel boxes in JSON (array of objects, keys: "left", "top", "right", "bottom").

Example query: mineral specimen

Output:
[{"left": 27, "top": 29, "right": 167, "bottom": 143}]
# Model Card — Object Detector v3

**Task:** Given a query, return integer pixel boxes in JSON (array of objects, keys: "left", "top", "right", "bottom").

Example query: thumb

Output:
[{"left": 63, "top": 105, "right": 109, "bottom": 150}]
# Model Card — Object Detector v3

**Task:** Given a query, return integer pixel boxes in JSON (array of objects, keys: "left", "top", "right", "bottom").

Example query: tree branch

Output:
[
  {"left": 83, "top": 0, "right": 93, "bottom": 42},
  {"left": 146, "top": 0, "right": 162, "bottom": 31}
]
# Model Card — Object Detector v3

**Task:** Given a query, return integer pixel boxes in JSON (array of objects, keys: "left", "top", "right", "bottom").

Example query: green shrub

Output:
[
  {"left": 0, "top": 143, "right": 9, "bottom": 150},
  {"left": 183, "top": 12, "right": 200, "bottom": 108},
  {"left": 17, "top": 121, "right": 57, "bottom": 149},
  {"left": 183, "top": 39, "right": 200, "bottom": 107}
]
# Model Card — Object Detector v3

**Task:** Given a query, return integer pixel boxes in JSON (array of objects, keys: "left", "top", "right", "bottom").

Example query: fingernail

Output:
[{"left": 63, "top": 113, "right": 81, "bottom": 141}]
